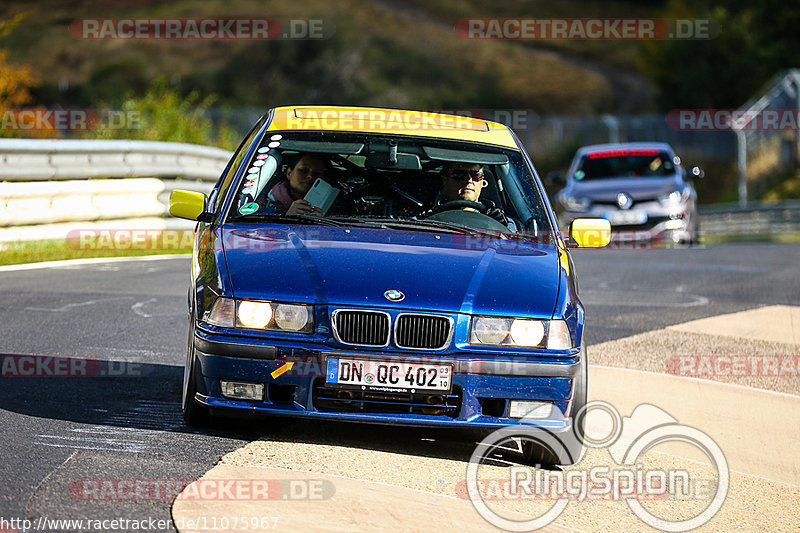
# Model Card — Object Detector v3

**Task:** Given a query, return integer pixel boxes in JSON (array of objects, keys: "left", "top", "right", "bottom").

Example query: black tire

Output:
[
  {"left": 690, "top": 217, "right": 700, "bottom": 246},
  {"left": 182, "top": 307, "right": 211, "bottom": 427},
  {"left": 522, "top": 347, "right": 587, "bottom": 466}
]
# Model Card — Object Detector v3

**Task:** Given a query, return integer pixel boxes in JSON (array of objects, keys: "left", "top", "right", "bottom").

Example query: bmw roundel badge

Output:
[{"left": 384, "top": 289, "right": 405, "bottom": 302}]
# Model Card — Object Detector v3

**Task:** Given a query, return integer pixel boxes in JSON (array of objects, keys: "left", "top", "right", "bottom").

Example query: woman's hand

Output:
[{"left": 286, "top": 199, "right": 323, "bottom": 216}]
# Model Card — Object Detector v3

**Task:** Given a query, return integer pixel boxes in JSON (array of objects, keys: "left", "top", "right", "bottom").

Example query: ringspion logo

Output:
[{"left": 466, "top": 402, "right": 729, "bottom": 531}]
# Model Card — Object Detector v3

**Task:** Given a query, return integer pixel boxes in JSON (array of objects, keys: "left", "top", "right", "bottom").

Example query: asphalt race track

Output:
[{"left": 0, "top": 242, "right": 798, "bottom": 531}]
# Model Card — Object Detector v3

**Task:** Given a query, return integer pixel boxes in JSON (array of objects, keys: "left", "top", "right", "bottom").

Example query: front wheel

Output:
[
  {"left": 182, "top": 309, "right": 211, "bottom": 427},
  {"left": 523, "top": 346, "right": 587, "bottom": 466}
]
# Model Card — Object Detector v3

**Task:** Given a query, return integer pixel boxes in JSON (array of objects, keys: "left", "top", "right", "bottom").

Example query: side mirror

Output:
[
  {"left": 569, "top": 218, "right": 611, "bottom": 248},
  {"left": 169, "top": 190, "right": 211, "bottom": 221}
]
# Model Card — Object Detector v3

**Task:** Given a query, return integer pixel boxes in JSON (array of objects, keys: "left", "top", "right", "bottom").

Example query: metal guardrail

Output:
[
  {"left": 0, "top": 179, "right": 212, "bottom": 228},
  {"left": 1, "top": 139, "right": 798, "bottom": 241},
  {"left": 699, "top": 200, "right": 800, "bottom": 238},
  {"left": 0, "top": 139, "right": 232, "bottom": 181}
]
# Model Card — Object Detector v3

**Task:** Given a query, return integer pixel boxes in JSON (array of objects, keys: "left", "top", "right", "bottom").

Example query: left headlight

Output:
[
  {"left": 202, "top": 297, "right": 314, "bottom": 333},
  {"left": 236, "top": 300, "right": 314, "bottom": 332},
  {"left": 469, "top": 317, "right": 572, "bottom": 349}
]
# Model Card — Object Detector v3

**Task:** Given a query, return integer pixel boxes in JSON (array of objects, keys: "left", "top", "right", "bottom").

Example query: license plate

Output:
[
  {"left": 326, "top": 357, "right": 452, "bottom": 392},
  {"left": 604, "top": 210, "right": 648, "bottom": 226}
]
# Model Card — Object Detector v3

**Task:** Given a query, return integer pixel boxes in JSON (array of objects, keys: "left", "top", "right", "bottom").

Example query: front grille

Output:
[
  {"left": 613, "top": 215, "right": 670, "bottom": 231},
  {"left": 313, "top": 379, "right": 462, "bottom": 417},
  {"left": 333, "top": 310, "right": 390, "bottom": 346},
  {"left": 593, "top": 198, "right": 657, "bottom": 208},
  {"left": 395, "top": 314, "right": 452, "bottom": 350}
]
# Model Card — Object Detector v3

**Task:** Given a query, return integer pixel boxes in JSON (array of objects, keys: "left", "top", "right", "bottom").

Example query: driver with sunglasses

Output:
[{"left": 419, "top": 162, "right": 509, "bottom": 225}]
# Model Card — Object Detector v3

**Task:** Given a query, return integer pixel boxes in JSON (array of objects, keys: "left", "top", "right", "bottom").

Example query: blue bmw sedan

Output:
[{"left": 169, "top": 106, "right": 610, "bottom": 465}]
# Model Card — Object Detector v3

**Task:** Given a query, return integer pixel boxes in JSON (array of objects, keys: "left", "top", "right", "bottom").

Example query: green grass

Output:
[
  {"left": 0, "top": 238, "right": 191, "bottom": 266},
  {"left": 700, "top": 232, "right": 800, "bottom": 245}
]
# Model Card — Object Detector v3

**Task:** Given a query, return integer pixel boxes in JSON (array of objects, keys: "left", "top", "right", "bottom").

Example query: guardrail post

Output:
[{"left": 736, "top": 129, "right": 747, "bottom": 207}]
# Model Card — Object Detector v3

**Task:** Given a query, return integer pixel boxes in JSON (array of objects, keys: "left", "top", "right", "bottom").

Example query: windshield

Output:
[
  {"left": 225, "top": 131, "right": 555, "bottom": 241},
  {"left": 575, "top": 149, "right": 675, "bottom": 180}
]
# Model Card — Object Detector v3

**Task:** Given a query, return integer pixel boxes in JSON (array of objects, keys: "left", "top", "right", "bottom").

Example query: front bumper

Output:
[
  {"left": 560, "top": 203, "right": 694, "bottom": 244},
  {"left": 192, "top": 330, "right": 582, "bottom": 430}
]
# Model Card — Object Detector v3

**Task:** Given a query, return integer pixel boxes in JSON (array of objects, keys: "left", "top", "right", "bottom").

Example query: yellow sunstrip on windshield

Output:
[{"left": 267, "top": 106, "right": 519, "bottom": 149}]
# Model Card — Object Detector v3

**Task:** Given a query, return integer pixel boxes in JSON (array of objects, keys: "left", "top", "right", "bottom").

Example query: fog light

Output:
[
  {"left": 509, "top": 400, "right": 553, "bottom": 419},
  {"left": 664, "top": 219, "right": 685, "bottom": 230},
  {"left": 220, "top": 380, "right": 264, "bottom": 401}
]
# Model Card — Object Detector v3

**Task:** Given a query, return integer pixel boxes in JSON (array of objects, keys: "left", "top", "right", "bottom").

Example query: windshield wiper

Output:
[
  {"left": 228, "top": 213, "right": 346, "bottom": 226},
  {"left": 329, "top": 217, "right": 508, "bottom": 238}
]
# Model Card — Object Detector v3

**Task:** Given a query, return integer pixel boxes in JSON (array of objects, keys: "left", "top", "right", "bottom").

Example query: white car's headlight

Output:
[
  {"left": 658, "top": 190, "right": 683, "bottom": 207},
  {"left": 202, "top": 297, "right": 313, "bottom": 333},
  {"left": 470, "top": 317, "right": 572, "bottom": 349},
  {"left": 562, "top": 195, "right": 591, "bottom": 212}
]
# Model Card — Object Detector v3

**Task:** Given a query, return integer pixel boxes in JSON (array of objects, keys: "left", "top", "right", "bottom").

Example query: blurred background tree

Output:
[
  {"left": 82, "top": 78, "right": 240, "bottom": 150},
  {"left": 640, "top": 0, "right": 800, "bottom": 109},
  {"left": 0, "top": 13, "right": 41, "bottom": 138}
]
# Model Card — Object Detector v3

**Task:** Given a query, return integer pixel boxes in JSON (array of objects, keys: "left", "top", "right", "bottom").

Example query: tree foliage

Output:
[
  {"left": 640, "top": 0, "right": 800, "bottom": 109},
  {"left": 83, "top": 78, "right": 239, "bottom": 150},
  {"left": 0, "top": 13, "right": 39, "bottom": 109}
]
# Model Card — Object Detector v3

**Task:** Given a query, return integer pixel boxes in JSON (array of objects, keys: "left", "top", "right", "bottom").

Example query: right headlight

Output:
[
  {"left": 469, "top": 317, "right": 572, "bottom": 349},
  {"left": 658, "top": 190, "right": 684, "bottom": 207},
  {"left": 561, "top": 195, "right": 591, "bottom": 212}
]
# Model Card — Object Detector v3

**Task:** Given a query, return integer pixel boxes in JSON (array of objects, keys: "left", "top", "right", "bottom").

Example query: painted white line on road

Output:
[
  {"left": 132, "top": 298, "right": 158, "bottom": 318},
  {"left": 26, "top": 296, "right": 134, "bottom": 313},
  {"left": 35, "top": 434, "right": 147, "bottom": 453},
  {"left": 645, "top": 448, "right": 800, "bottom": 488},
  {"left": 0, "top": 253, "right": 190, "bottom": 272},
  {"left": 580, "top": 289, "right": 709, "bottom": 307},
  {"left": 588, "top": 364, "right": 800, "bottom": 485},
  {"left": 32, "top": 442, "right": 148, "bottom": 453}
]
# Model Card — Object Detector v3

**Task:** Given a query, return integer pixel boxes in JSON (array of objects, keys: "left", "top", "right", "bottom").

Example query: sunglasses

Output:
[{"left": 448, "top": 169, "right": 484, "bottom": 182}]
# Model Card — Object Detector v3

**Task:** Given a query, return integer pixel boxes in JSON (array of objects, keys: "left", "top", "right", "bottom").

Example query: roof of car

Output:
[
  {"left": 576, "top": 142, "right": 676, "bottom": 155},
  {"left": 266, "top": 106, "right": 519, "bottom": 149}
]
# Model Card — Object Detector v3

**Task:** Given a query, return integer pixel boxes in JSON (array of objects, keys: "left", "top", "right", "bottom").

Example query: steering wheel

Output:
[
  {"left": 424, "top": 200, "right": 509, "bottom": 232},
  {"left": 432, "top": 200, "right": 487, "bottom": 214}
]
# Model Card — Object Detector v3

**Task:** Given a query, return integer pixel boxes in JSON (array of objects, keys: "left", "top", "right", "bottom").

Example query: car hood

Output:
[
  {"left": 221, "top": 225, "right": 561, "bottom": 317},
  {"left": 567, "top": 176, "right": 681, "bottom": 202}
]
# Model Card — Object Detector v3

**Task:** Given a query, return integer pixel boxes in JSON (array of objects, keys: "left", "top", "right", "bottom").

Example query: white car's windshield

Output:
[{"left": 576, "top": 149, "right": 675, "bottom": 180}]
